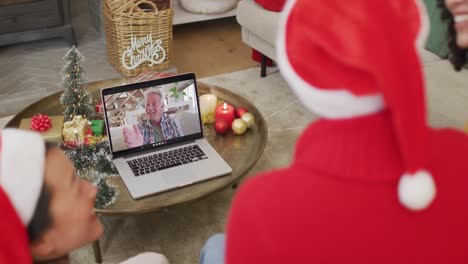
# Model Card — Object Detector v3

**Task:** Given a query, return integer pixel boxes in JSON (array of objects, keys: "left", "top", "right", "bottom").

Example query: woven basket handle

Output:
[{"left": 129, "top": 0, "right": 158, "bottom": 14}]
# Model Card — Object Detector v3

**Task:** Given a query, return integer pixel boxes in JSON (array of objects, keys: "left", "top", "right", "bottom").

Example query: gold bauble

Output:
[
  {"left": 241, "top": 112, "right": 255, "bottom": 128},
  {"left": 232, "top": 119, "right": 247, "bottom": 135}
]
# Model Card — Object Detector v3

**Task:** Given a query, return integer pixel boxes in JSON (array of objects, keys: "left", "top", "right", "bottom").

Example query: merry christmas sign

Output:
[{"left": 121, "top": 33, "right": 166, "bottom": 70}]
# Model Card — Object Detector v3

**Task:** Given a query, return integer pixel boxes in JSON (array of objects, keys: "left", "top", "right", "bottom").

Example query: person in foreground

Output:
[
  {"left": 202, "top": 0, "right": 468, "bottom": 263},
  {"left": 438, "top": 0, "right": 468, "bottom": 70},
  {"left": 0, "top": 129, "right": 169, "bottom": 264}
]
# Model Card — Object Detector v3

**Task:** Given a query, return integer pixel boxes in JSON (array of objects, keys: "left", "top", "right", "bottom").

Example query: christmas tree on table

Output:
[
  {"left": 61, "top": 140, "right": 119, "bottom": 209},
  {"left": 60, "top": 46, "right": 95, "bottom": 121}
]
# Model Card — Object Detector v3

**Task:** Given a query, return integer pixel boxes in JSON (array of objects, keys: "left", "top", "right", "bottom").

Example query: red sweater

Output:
[{"left": 226, "top": 110, "right": 468, "bottom": 263}]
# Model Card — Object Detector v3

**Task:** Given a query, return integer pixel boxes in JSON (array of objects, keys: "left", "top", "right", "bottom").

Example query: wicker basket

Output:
[{"left": 103, "top": 0, "right": 174, "bottom": 77}]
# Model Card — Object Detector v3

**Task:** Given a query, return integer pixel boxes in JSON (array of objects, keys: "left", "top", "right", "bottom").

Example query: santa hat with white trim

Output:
[
  {"left": 0, "top": 129, "right": 45, "bottom": 225},
  {"left": 277, "top": 0, "right": 436, "bottom": 211}
]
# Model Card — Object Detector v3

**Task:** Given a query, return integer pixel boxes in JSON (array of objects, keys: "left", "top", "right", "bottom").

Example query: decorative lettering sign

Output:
[{"left": 121, "top": 34, "right": 166, "bottom": 70}]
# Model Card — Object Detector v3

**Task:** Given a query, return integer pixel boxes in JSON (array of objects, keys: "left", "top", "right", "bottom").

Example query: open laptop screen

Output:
[{"left": 102, "top": 76, "right": 203, "bottom": 155}]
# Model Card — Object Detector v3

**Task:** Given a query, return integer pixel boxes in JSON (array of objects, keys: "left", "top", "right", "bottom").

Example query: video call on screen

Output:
[{"left": 104, "top": 79, "right": 201, "bottom": 152}]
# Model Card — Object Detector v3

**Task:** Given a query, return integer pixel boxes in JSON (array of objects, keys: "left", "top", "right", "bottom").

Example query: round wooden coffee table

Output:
[{"left": 5, "top": 78, "right": 267, "bottom": 263}]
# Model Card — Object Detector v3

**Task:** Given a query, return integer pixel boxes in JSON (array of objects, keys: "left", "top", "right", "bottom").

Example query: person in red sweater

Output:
[{"left": 220, "top": 0, "right": 468, "bottom": 263}]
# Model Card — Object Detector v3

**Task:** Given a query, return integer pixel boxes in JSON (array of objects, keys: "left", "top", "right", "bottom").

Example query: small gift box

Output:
[
  {"left": 91, "top": 119, "right": 105, "bottom": 127},
  {"left": 91, "top": 125, "right": 104, "bottom": 136},
  {"left": 19, "top": 115, "right": 64, "bottom": 143},
  {"left": 90, "top": 119, "right": 105, "bottom": 136},
  {"left": 62, "top": 115, "right": 89, "bottom": 142},
  {"left": 95, "top": 102, "right": 104, "bottom": 113}
]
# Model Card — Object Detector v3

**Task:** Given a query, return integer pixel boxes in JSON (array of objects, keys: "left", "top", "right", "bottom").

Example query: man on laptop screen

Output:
[
  {"left": 104, "top": 79, "right": 199, "bottom": 152},
  {"left": 123, "top": 87, "right": 185, "bottom": 148}
]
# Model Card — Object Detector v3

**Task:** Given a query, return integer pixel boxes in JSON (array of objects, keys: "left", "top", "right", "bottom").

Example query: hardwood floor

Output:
[{"left": 173, "top": 17, "right": 258, "bottom": 78}]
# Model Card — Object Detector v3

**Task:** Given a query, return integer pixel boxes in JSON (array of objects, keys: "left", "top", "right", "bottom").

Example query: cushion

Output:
[
  {"left": 254, "top": 0, "right": 286, "bottom": 12},
  {"left": 237, "top": 0, "right": 281, "bottom": 45},
  {"left": 179, "top": 0, "right": 239, "bottom": 14},
  {"left": 175, "top": 110, "right": 199, "bottom": 136}
]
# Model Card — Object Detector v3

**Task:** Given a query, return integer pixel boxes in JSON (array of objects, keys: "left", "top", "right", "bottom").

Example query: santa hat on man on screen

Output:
[{"left": 277, "top": 0, "right": 436, "bottom": 211}]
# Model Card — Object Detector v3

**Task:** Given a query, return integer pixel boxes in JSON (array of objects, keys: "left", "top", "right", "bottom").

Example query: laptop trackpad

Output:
[{"left": 162, "top": 172, "right": 193, "bottom": 187}]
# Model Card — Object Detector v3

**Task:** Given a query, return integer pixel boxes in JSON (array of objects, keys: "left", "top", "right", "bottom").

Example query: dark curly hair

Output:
[{"left": 437, "top": 0, "right": 468, "bottom": 71}]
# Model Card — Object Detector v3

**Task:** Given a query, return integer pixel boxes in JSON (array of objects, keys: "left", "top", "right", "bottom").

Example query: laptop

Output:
[{"left": 101, "top": 73, "right": 232, "bottom": 199}]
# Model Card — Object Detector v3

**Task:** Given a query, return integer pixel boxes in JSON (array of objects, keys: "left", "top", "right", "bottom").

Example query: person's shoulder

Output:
[
  {"left": 428, "top": 128, "right": 468, "bottom": 171},
  {"left": 232, "top": 167, "right": 297, "bottom": 207},
  {"left": 428, "top": 128, "right": 468, "bottom": 211},
  {"left": 162, "top": 113, "right": 172, "bottom": 121},
  {"left": 429, "top": 128, "right": 468, "bottom": 155}
]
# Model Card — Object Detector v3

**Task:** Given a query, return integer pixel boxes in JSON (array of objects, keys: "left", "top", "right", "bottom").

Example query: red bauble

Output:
[
  {"left": 30, "top": 114, "right": 52, "bottom": 132},
  {"left": 235, "top": 107, "right": 249, "bottom": 118},
  {"left": 214, "top": 119, "right": 230, "bottom": 135}
]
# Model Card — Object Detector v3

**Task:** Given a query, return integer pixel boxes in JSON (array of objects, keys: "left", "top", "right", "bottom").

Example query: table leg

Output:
[
  {"left": 92, "top": 240, "right": 103, "bottom": 263},
  {"left": 261, "top": 54, "right": 267, "bottom": 78}
]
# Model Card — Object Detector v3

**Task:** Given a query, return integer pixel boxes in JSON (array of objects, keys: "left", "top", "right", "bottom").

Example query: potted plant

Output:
[{"left": 169, "top": 83, "right": 187, "bottom": 103}]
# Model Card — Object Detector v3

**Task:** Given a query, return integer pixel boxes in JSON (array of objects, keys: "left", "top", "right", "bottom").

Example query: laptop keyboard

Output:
[{"left": 127, "top": 145, "right": 208, "bottom": 177}]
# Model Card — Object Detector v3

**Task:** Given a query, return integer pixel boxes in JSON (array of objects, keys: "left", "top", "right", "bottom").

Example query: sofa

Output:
[
  {"left": 237, "top": 0, "right": 282, "bottom": 77},
  {"left": 237, "top": 0, "right": 450, "bottom": 76}
]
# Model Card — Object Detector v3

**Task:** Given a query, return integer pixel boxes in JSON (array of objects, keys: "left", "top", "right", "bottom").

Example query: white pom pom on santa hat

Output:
[
  {"left": 0, "top": 129, "right": 45, "bottom": 226},
  {"left": 398, "top": 170, "right": 436, "bottom": 211}
]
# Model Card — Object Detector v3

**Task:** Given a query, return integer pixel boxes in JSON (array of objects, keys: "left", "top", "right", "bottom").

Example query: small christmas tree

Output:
[{"left": 60, "top": 46, "right": 95, "bottom": 121}]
